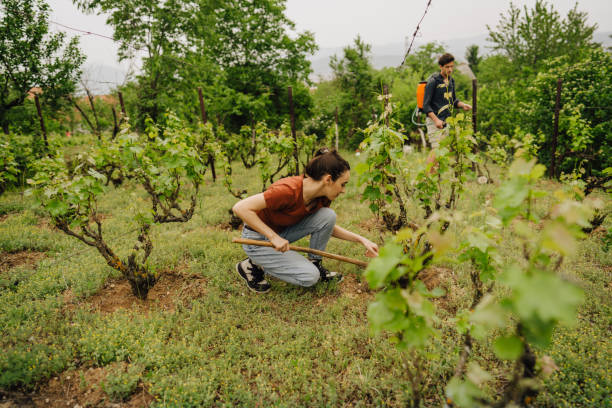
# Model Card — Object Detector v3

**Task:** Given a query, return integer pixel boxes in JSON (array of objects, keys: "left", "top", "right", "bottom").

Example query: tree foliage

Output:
[
  {"left": 486, "top": 0, "right": 598, "bottom": 73},
  {"left": 0, "top": 0, "right": 84, "bottom": 134},
  {"left": 330, "top": 36, "right": 376, "bottom": 148},
  {"left": 403, "top": 42, "right": 445, "bottom": 81},
  {"left": 365, "top": 155, "right": 598, "bottom": 406},
  {"left": 187, "top": 0, "right": 316, "bottom": 133},
  {"left": 75, "top": 0, "right": 316, "bottom": 132},
  {"left": 28, "top": 114, "right": 209, "bottom": 299},
  {"left": 465, "top": 44, "right": 482, "bottom": 75},
  {"left": 524, "top": 48, "right": 612, "bottom": 178},
  {"left": 74, "top": 0, "right": 200, "bottom": 128}
]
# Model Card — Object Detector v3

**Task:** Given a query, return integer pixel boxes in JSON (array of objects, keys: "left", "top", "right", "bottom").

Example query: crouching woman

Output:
[{"left": 232, "top": 148, "right": 379, "bottom": 293}]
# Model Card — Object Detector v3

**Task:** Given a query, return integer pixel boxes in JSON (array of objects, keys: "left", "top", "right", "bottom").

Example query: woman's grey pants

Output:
[{"left": 240, "top": 207, "right": 336, "bottom": 287}]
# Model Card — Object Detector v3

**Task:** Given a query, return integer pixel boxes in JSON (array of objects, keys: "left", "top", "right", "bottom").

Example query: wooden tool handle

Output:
[{"left": 232, "top": 237, "right": 368, "bottom": 268}]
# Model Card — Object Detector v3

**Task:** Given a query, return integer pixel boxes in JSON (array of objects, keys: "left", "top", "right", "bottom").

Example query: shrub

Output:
[{"left": 28, "top": 113, "right": 209, "bottom": 299}]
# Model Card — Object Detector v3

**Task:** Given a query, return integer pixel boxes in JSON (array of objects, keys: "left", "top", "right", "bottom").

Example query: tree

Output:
[
  {"left": 524, "top": 47, "right": 612, "bottom": 179},
  {"left": 30, "top": 114, "right": 209, "bottom": 299},
  {"left": 487, "top": 1, "right": 598, "bottom": 73},
  {"left": 306, "top": 79, "right": 342, "bottom": 139},
  {"left": 74, "top": 0, "right": 203, "bottom": 129},
  {"left": 193, "top": 0, "right": 316, "bottom": 132},
  {"left": 465, "top": 45, "right": 482, "bottom": 75},
  {"left": 403, "top": 42, "right": 445, "bottom": 81},
  {"left": 330, "top": 36, "right": 376, "bottom": 148},
  {"left": 75, "top": 0, "right": 315, "bottom": 133},
  {"left": 0, "top": 0, "right": 84, "bottom": 134}
]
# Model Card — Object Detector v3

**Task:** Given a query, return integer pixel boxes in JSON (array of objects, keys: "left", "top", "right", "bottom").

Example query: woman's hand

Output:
[
  {"left": 361, "top": 238, "right": 379, "bottom": 258},
  {"left": 270, "top": 235, "right": 290, "bottom": 252}
]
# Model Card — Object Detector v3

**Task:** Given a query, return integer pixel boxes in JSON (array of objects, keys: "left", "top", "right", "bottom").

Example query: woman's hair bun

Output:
[
  {"left": 305, "top": 147, "right": 350, "bottom": 181},
  {"left": 315, "top": 147, "right": 330, "bottom": 157}
]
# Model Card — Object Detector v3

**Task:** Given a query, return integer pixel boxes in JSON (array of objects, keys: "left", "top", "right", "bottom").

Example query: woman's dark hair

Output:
[
  {"left": 304, "top": 147, "right": 350, "bottom": 181},
  {"left": 438, "top": 53, "right": 454, "bottom": 66}
]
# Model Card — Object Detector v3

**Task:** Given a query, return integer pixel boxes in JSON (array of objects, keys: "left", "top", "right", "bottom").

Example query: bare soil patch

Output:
[
  {"left": 421, "top": 266, "right": 460, "bottom": 314},
  {"left": 0, "top": 363, "right": 153, "bottom": 408},
  {"left": 420, "top": 266, "right": 453, "bottom": 291},
  {"left": 0, "top": 251, "right": 46, "bottom": 274},
  {"left": 357, "top": 216, "right": 386, "bottom": 234},
  {"left": 338, "top": 272, "right": 372, "bottom": 299},
  {"left": 591, "top": 225, "right": 608, "bottom": 237},
  {"left": 66, "top": 266, "right": 207, "bottom": 314},
  {"left": 214, "top": 211, "right": 243, "bottom": 231},
  {"left": 213, "top": 220, "right": 239, "bottom": 232},
  {"left": 313, "top": 272, "right": 374, "bottom": 307}
]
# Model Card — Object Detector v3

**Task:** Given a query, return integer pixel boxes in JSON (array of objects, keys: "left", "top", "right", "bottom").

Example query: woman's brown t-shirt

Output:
[{"left": 256, "top": 175, "right": 330, "bottom": 233}]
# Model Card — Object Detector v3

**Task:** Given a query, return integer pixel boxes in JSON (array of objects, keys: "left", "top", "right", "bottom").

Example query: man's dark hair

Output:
[
  {"left": 438, "top": 53, "right": 455, "bottom": 66},
  {"left": 304, "top": 148, "right": 350, "bottom": 181}
]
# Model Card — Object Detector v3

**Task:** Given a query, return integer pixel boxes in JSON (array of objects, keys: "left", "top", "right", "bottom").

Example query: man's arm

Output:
[
  {"left": 427, "top": 111, "right": 445, "bottom": 128},
  {"left": 456, "top": 101, "right": 472, "bottom": 111},
  {"left": 423, "top": 78, "right": 446, "bottom": 129},
  {"left": 452, "top": 80, "right": 471, "bottom": 111},
  {"left": 332, "top": 225, "right": 378, "bottom": 257}
]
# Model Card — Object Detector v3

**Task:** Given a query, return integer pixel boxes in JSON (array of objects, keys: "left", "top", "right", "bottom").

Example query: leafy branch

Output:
[{"left": 29, "top": 113, "right": 208, "bottom": 299}]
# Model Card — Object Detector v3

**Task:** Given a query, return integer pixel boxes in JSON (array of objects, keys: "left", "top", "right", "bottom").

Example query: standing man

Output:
[{"left": 422, "top": 53, "right": 471, "bottom": 150}]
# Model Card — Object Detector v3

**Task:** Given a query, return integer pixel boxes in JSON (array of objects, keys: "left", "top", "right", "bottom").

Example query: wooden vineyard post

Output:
[
  {"left": 34, "top": 94, "right": 48, "bottom": 151},
  {"left": 383, "top": 84, "right": 390, "bottom": 127},
  {"left": 288, "top": 86, "right": 299, "bottom": 175},
  {"left": 85, "top": 90, "right": 101, "bottom": 141},
  {"left": 472, "top": 79, "right": 477, "bottom": 133},
  {"left": 198, "top": 87, "right": 216, "bottom": 182},
  {"left": 334, "top": 106, "right": 339, "bottom": 150},
  {"left": 197, "top": 87, "right": 208, "bottom": 124},
  {"left": 470, "top": 79, "right": 478, "bottom": 173},
  {"left": 549, "top": 78, "right": 563, "bottom": 178},
  {"left": 111, "top": 106, "right": 119, "bottom": 139},
  {"left": 118, "top": 91, "right": 127, "bottom": 119}
]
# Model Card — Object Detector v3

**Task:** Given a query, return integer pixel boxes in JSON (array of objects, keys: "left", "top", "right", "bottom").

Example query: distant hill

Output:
[
  {"left": 310, "top": 31, "right": 612, "bottom": 81},
  {"left": 81, "top": 31, "right": 612, "bottom": 89}
]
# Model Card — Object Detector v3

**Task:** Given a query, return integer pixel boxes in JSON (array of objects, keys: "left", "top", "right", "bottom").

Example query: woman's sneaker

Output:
[
  {"left": 311, "top": 259, "right": 343, "bottom": 283},
  {"left": 236, "top": 258, "right": 271, "bottom": 293}
]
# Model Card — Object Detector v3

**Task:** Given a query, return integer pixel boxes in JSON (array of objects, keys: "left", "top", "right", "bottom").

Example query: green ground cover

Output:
[{"left": 0, "top": 141, "right": 610, "bottom": 407}]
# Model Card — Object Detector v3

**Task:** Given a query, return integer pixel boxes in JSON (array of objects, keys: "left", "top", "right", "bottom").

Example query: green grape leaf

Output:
[
  {"left": 493, "top": 335, "right": 523, "bottom": 360},
  {"left": 494, "top": 177, "right": 529, "bottom": 223},
  {"left": 364, "top": 243, "right": 404, "bottom": 289},
  {"left": 47, "top": 199, "right": 69, "bottom": 217},
  {"left": 508, "top": 157, "right": 536, "bottom": 177},
  {"left": 367, "top": 300, "right": 394, "bottom": 332},
  {"left": 446, "top": 377, "right": 487, "bottom": 408},
  {"left": 501, "top": 267, "right": 584, "bottom": 325}
]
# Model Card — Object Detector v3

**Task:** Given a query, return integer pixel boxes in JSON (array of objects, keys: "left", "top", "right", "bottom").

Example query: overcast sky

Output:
[
  {"left": 285, "top": 0, "right": 612, "bottom": 48},
  {"left": 47, "top": 0, "right": 612, "bottom": 78}
]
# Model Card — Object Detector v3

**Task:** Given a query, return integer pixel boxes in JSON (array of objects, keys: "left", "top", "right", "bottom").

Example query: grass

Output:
[{"left": 0, "top": 140, "right": 610, "bottom": 407}]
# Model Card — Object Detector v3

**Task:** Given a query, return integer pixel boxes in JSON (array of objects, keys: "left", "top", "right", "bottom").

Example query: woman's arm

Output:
[
  {"left": 332, "top": 225, "right": 379, "bottom": 257},
  {"left": 232, "top": 193, "right": 289, "bottom": 252}
]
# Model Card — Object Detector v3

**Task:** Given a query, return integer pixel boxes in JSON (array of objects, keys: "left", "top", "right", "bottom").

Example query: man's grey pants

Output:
[
  {"left": 240, "top": 207, "right": 336, "bottom": 287},
  {"left": 425, "top": 117, "right": 449, "bottom": 149}
]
